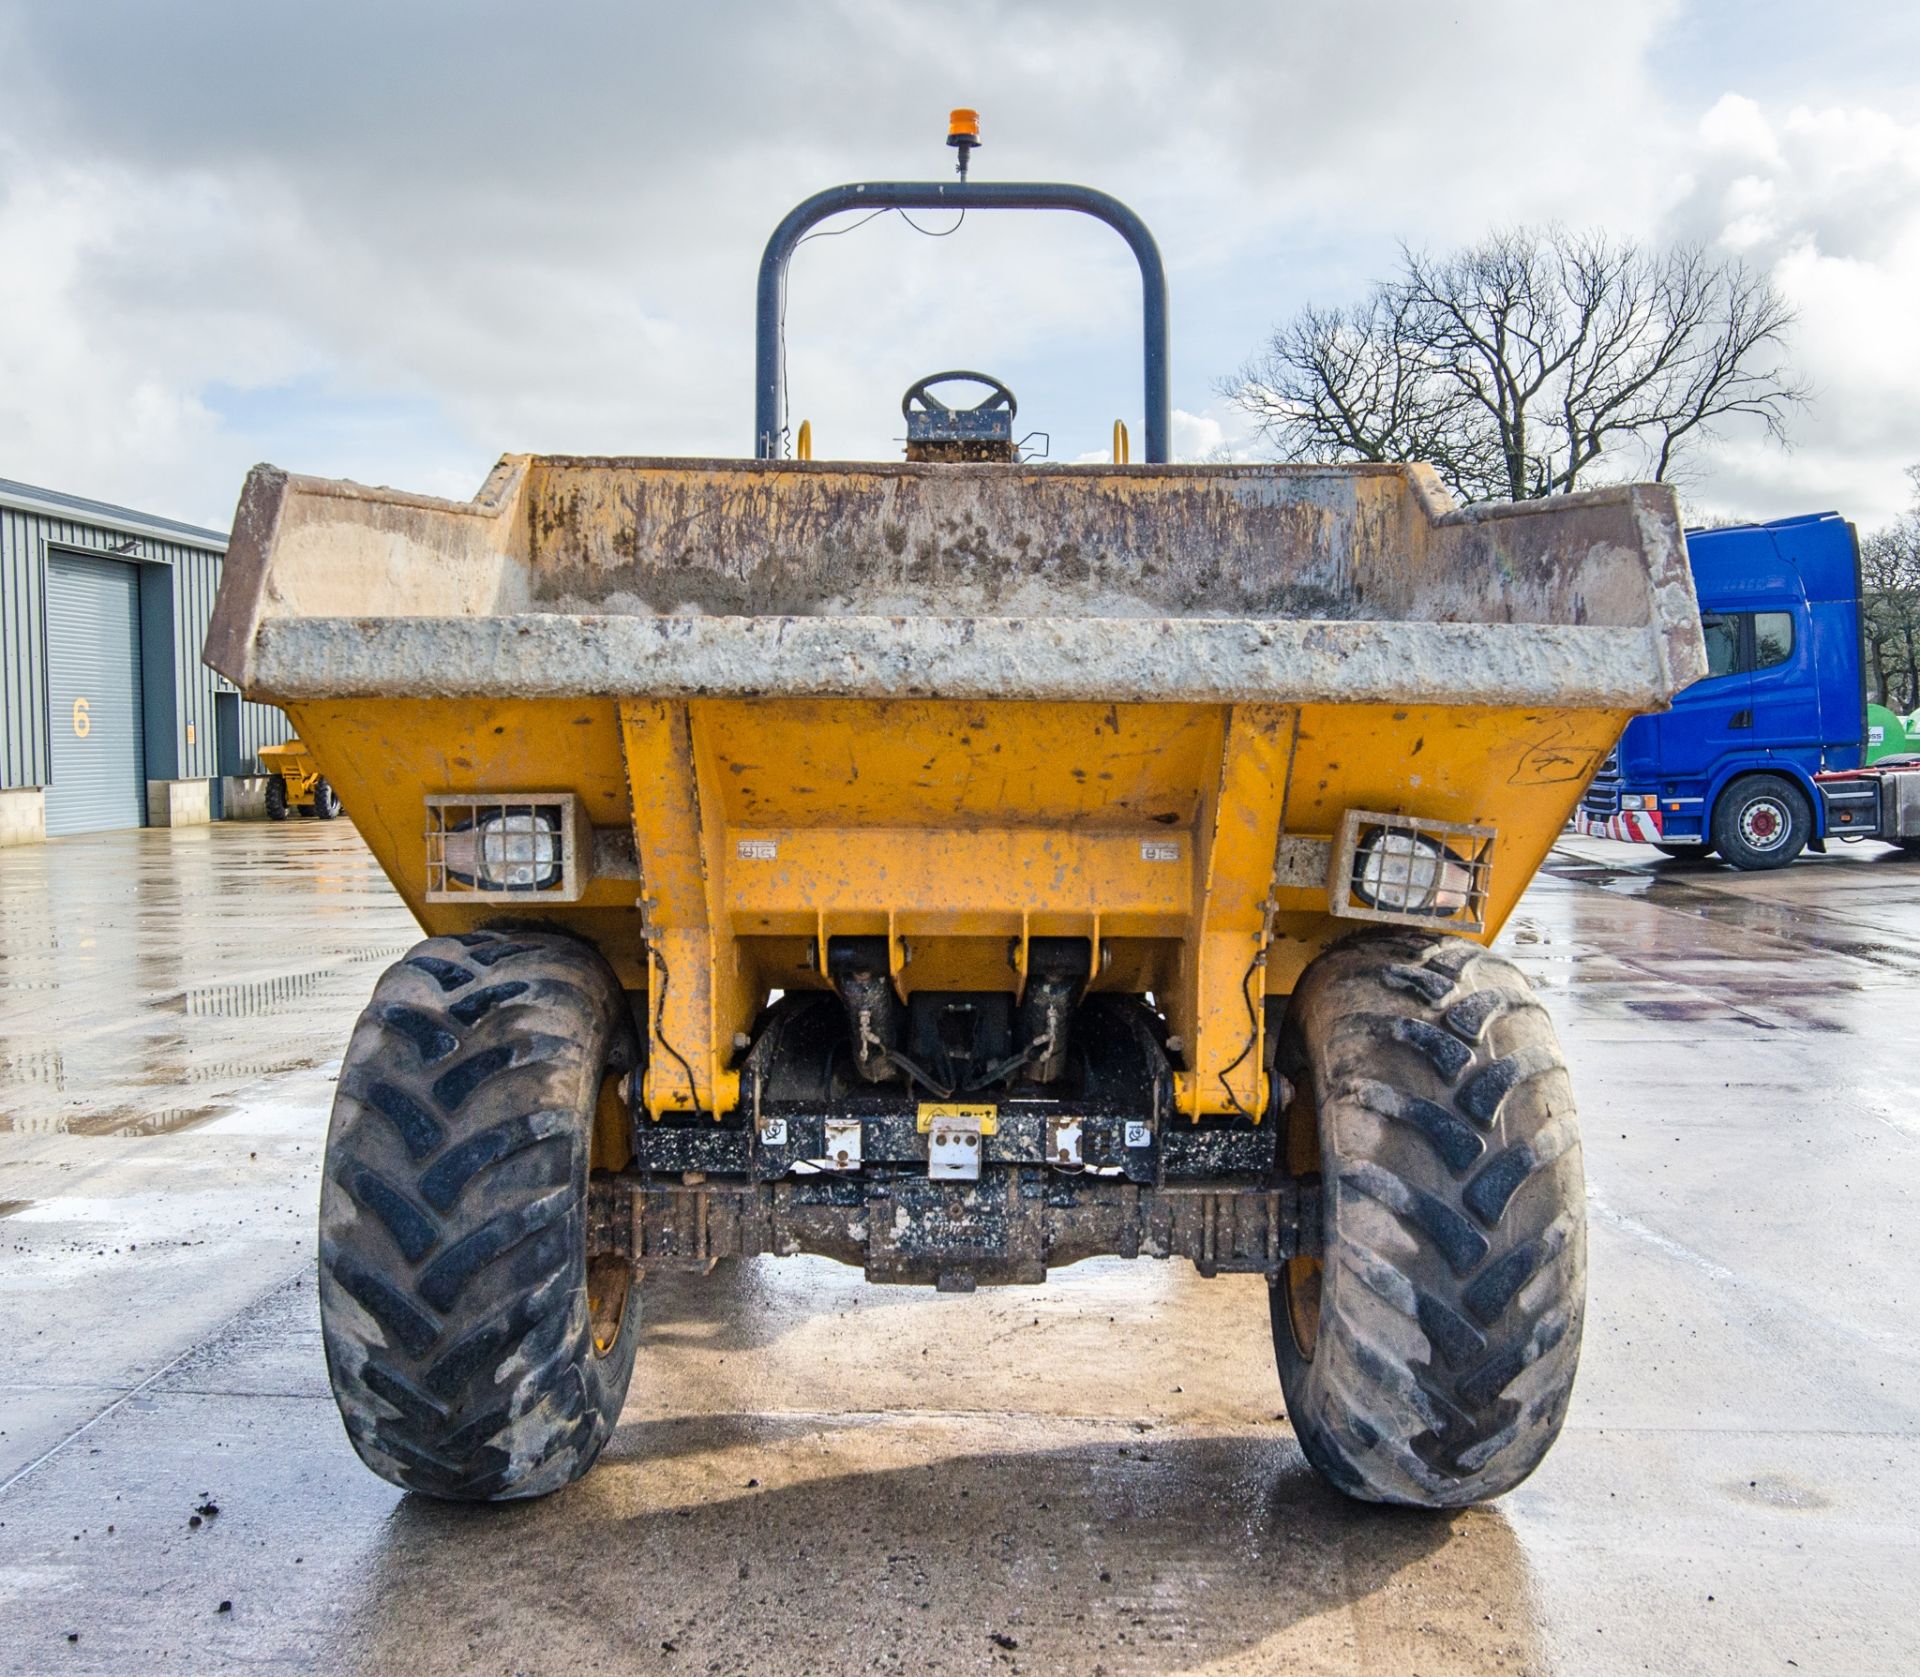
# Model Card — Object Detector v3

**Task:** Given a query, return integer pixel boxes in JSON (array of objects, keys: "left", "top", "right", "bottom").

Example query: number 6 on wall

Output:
[{"left": 71, "top": 696, "right": 90, "bottom": 738}]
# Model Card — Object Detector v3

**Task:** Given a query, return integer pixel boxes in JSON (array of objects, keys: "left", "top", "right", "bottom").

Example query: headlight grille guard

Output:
[
  {"left": 424, "top": 793, "right": 589, "bottom": 904},
  {"left": 1326, "top": 808, "right": 1495, "bottom": 935}
]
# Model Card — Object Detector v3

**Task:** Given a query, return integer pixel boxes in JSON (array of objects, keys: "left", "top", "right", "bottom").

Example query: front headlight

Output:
[
  {"left": 443, "top": 808, "right": 562, "bottom": 892},
  {"left": 424, "top": 793, "right": 588, "bottom": 905},
  {"left": 1352, "top": 830, "right": 1475, "bottom": 916}
]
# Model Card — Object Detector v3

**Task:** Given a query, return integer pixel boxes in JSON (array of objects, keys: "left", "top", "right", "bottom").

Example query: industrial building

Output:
[{"left": 0, "top": 476, "right": 291, "bottom": 843}]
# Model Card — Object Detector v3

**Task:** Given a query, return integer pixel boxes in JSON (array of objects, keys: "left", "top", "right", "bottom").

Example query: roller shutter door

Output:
[{"left": 44, "top": 552, "right": 146, "bottom": 835}]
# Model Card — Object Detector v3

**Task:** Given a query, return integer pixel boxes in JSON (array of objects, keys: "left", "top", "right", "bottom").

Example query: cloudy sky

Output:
[{"left": 1, "top": 0, "right": 1916, "bottom": 531}]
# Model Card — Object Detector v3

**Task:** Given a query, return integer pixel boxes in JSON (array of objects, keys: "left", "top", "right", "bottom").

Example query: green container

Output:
[{"left": 1866, "top": 702, "right": 1911, "bottom": 764}]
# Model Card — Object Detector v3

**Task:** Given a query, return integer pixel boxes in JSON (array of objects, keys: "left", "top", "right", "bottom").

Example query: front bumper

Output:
[{"left": 1573, "top": 806, "right": 1665, "bottom": 843}]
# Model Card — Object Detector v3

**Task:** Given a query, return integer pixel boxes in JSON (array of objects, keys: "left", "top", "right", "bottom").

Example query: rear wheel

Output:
[
  {"left": 1712, "top": 776, "right": 1810, "bottom": 870},
  {"left": 1271, "top": 930, "right": 1586, "bottom": 1506},
  {"left": 318, "top": 928, "right": 641, "bottom": 1500},
  {"left": 264, "top": 775, "right": 288, "bottom": 821},
  {"left": 313, "top": 777, "right": 343, "bottom": 820}
]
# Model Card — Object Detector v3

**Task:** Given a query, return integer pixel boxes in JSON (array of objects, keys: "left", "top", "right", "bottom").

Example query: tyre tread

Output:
[
  {"left": 1271, "top": 928, "right": 1587, "bottom": 1506},
  {"left": 317, "top": 929, "right": 640, "bottom": 1501}
]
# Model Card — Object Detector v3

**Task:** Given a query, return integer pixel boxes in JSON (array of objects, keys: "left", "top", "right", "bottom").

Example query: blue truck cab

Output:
[{"left": 1576, "top": 512, "right": 1867, "bottom": 869}]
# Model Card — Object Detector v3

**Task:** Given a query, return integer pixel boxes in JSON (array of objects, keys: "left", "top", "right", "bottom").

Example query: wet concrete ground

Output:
[{"left": 1, "top": 823, "right": 1917, "bottom": 1674}]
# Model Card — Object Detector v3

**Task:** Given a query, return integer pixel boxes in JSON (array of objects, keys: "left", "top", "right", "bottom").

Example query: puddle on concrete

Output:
[
  {"left": 0, "top": 1047, "right": 66, "bottom": 1090},
  {"left": 0, "top": 1104, "right": 228, "bottom": 1138},
  {"left": 0, "top": 1197, "right": 32, "bottom": 1217},
  {"left": 348, "top": 943, "right": 415, "bottom": 966},
  {"left": 1547, "top": 850, "right": 1920, "bottom": 980},
  {"left": 1625, "top": 997, "right": 1759, "bottom": 1025},
  {"left": 73, "top": 1104, "right": 228, "bottom": 1139},
  {"left": 183, "top": 1053, "right": 325, "bottom": 1085},
  {"left": 178, "top": 971, "right": 333, "bottom": 1018}
]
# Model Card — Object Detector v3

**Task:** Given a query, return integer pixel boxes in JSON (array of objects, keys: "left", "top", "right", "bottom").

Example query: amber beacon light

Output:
[{"left": 947, "top": 107, "right": 981, "bottom": 179}]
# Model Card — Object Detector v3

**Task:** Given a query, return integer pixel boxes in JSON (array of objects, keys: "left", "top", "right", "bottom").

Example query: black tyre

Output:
[
  {"left": 1271, "top": 930, "right": 1585, "bottom": 1506},
  {"left": 264, "top": 775, "right": 289, "bottom": 821},
  {"left": 1711, "top": 775, "right": 1809, "bottom": 870},
  {"left": 318, "top": 928, "right": 642, "bottom": 1500},
  {"left": 313, "top": 776, "right": 343, "bottom": 820}
]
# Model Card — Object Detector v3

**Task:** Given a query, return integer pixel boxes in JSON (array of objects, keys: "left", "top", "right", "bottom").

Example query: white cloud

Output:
[
  {"left": 1172, "top": 409, "right": 1234, "bottom": 463},
  {"left": 0, "top": 152, "right": 240, "bottom": 517},
  {"left": 0, "top": 0, "right": 1910, "bottom": 536},
  {"left": 1664, "top": 95, "right": 1920, "bottom": 527},
  {"left": 1697, "top": 92, "right": 1784, "bottom": 166}
]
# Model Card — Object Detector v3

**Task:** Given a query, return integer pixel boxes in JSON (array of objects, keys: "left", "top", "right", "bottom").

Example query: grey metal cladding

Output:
[
  {"left": 0, "top": 504, "right": 52, "bottom": 787},
  {"left": 0, "top": 478, "right": 293, "bottom": 798}
]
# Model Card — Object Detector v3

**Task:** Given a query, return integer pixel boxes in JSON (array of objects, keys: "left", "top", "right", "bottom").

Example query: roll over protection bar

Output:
[{"left": 754, "top": 180, "right": 1171, "bottom": 463}]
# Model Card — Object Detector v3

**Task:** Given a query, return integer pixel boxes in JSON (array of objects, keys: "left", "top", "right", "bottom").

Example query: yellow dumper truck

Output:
[
  {"left": 255, "top": 738, "right": 342, "bottom": 820},
  {"left": 205, "top": 151, "right": 1705, "bottom": 1508}
]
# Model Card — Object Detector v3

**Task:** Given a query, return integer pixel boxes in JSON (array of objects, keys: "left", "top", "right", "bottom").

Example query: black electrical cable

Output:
[
  {"left": 647, "top": 944, "right": 706, "bottom": 1122},
  {"left": 895, "top": 208, "right": 967, "bottom": 238},
  {"left": 882, "top": 1046, "right": 954, "bottom": 1101},
  {"left": 777, "top": 208, "right": 892, "bottom": 456},
  {"left": 1216, "top": 948, "right": 1266, "bottom": 1122},
  {"left": 778, "top": 207, "right": 969, "bottom": 456},
  {"left": 972, "top": 1037, "right": 1048, "bottom": 1092},
  {"left": 792, "top": 208, "right": 894, "bottom": 249}
]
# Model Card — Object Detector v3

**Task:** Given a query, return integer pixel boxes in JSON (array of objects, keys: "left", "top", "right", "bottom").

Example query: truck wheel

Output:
[
  {"left": 318, "top": 928, "right": 642, "bottom": 1500},
  {"left": 1711, "top": 776, "right": 1810, "bottom": 870},
  {"left": 265, "top": 775, "right": 289, "bottom": 821},
  {"left": 313, "top": 777, "right": 343, "bottom": 820},
  {"left": 1271, "top": 929, "right": 1585, "bottom": 1506}
]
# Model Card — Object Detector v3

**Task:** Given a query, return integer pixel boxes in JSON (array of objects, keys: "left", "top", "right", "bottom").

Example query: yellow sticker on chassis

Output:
[{"left": 915, "top": 1102, "right": 998, "bottom": 1135}]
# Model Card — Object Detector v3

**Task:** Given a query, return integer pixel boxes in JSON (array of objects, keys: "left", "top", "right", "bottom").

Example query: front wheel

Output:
[
  {"left": 313, "top": 777, "right": 343, "bottom": 820},
  {"left": 318, "top": 928, "right": 642, "bottom": 1500},
  {"left": 1711, "top": 776, "right": 1810, "bottom": 870},
  {"left": 264, "top": 775, "right": 289, "bottom": 821},
  {"left": 1271, "top": 930, "right": 1586, "bottom": 1506}
]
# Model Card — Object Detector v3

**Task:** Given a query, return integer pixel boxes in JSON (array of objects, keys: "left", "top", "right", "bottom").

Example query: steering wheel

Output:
[{"left": 901, "top": 370, "right": 1018, "bottom": 423}]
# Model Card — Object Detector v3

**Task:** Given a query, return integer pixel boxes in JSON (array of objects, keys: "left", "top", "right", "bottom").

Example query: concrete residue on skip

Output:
[
  {"left": 205, "top": 455, "right": 1705, "bottom": 710},
  {"left": 249, "top": 614, "right": 1668, "bottom": 708}
]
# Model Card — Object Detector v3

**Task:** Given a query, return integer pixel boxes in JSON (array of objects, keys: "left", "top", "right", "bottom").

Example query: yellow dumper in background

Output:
[
  {"left": 255, "top": 738, "right": 342, "bottom": 821},
  {"left": 205, "top": 141, "right": 1704, "bottom": 1511}
]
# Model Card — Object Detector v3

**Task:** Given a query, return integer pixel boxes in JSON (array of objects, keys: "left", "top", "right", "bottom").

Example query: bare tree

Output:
[
  {"left": 1224, "top": 227, "right": 1809, "bottom": 503},
  {"left": 1862, "top": 466, "right": 1920, "bottom": 712}
]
